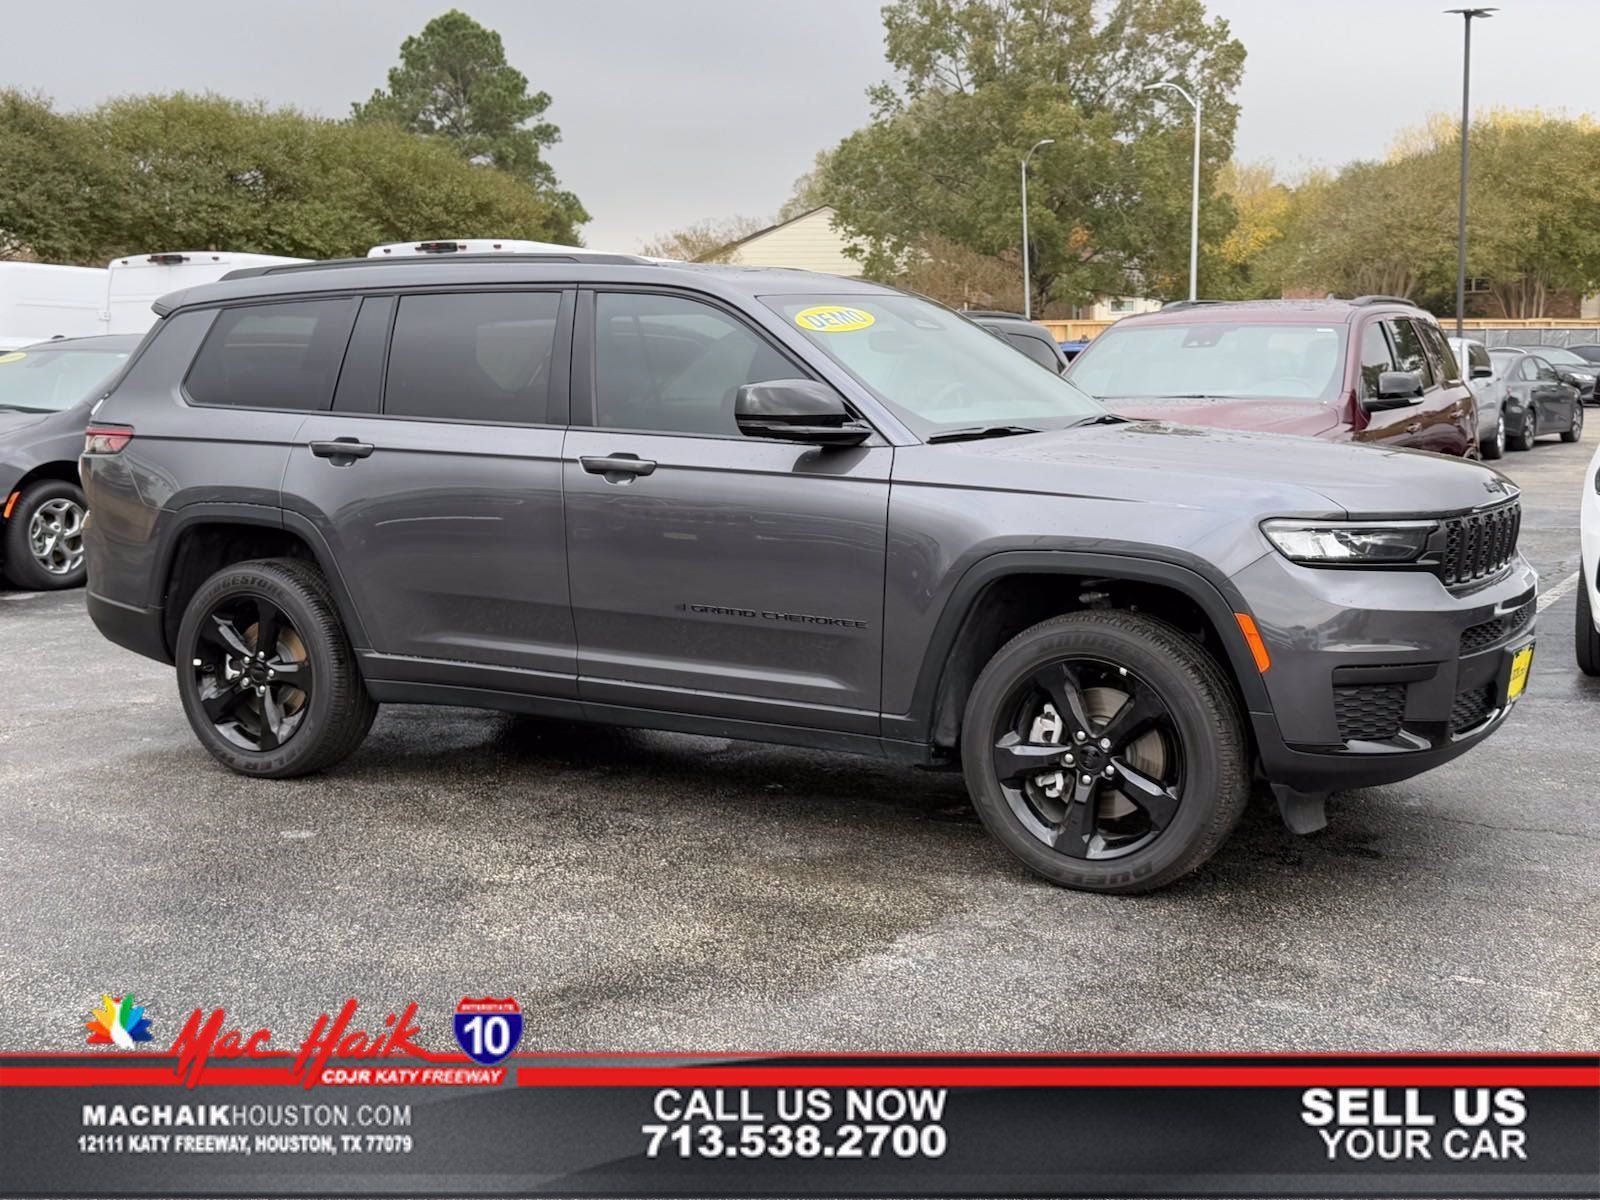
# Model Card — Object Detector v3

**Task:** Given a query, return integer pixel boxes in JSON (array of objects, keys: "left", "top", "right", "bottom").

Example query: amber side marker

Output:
[
  {"left": 1234, "top": 613, "right": 1271, "bottom": 673},
  {"left": 2, "top": 491, "right": 18, "bottom": 521}
]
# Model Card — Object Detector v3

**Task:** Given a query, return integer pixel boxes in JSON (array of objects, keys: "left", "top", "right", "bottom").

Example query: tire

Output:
[
  {"left": 960, "top": 611, "right": 1250, "bottom": 894},
  {"left": 2, "top": 479, "right": 87, "bottom": 590},
  {"left": 1578, "top": 570, "right": 1600, "bottom": 677},
  {"left": 1480, "top": 409, "right": 1505, "bottom": 460},
  {"left": 1507, "top": 409, "right": 1537, "bottom": 451},
  {"left": 1561, "top": 403, "right": 1584, "bottom": 443},
  {"left": 175, "top": 557, "right": 377, "bottom": 778}
]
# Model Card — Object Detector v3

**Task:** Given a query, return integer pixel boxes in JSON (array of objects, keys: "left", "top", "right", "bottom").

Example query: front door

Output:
[
  {"left": 562, "top": 289, "right": 890, "bottom": 734},
  {"left": 281, "top": 288, "right": 577, "bottom": 688}
]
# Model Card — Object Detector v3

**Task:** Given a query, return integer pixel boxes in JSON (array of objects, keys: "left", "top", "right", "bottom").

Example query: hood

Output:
[
  {"left": 917, "top": 421, "right": 1514, "bottom": 519},
  {"left": 0, "top": 408, "right": 52, "bottom": 440},
  {"left": 1103, "top": 395, "right": 1342, "bottom": 438}
]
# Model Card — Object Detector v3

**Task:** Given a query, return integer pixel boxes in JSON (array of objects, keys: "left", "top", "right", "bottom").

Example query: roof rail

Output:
[
  {"left": 962, "top": 309, "right": 1030, "bottom": 321},
  {"left": 1159, "top": 299, "right": 1224, "bottom": 311},
  {"left": 1350, "top": 294, "right": 1416, "bottom": 307},
  {"left": 220, "top": 251, "right": 653, "bottom": 281}
]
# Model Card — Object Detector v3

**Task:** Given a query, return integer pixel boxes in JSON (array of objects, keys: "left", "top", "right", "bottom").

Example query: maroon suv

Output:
[{"left": 1063, "top": 297, "right": 1477, "bottom": 457}]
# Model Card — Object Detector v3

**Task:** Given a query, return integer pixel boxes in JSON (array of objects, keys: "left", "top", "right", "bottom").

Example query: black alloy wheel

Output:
[
  {"left": 1508, "top": 409, "right": 1537, "bottom": 451},
  {"left": 1562, "top": 403, "right": 1584, "bottom": 443},
  {"left": 1481, "top": 409, "right": 1505, "bottom": 460},
  {"left": 191, "top": 592, "right": 313, "bottom": 752}
]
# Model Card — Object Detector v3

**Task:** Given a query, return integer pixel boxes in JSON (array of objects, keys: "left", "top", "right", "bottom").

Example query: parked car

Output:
[
  {"left": 963, "top": 310, "right": 1069, "bottom": 372},
  {"left": 1487, "top": 348, "right": 1584, "bottom": 449},
  {"left": 1508, "top": 346, "right": 1597, "bottom": 403},
  {"left": 1064, "top": 297, "right": 1478, "bottom": 456},
  {"left": 1580, "top": 443, "right": 1600, "bottom": 675},
  {"left": 0, "top": 334, "right": 140, "bottom": 589},
  {"left": 1449, "top": 336, "right": 1509, "bottom": 459},
  {"left": 1564, "top": 344, "right": 1600, "bottom": 367},
  {"left": 81, "top": 255, "right": 1536, "bottom": 893}
]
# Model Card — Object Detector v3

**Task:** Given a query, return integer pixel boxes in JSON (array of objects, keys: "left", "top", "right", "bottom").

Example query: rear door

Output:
[
  {"left": 562, "top": 288, "right": 891, "bottom": 734},
  {"left": 1529, "top": 356, "right": 1575, "bottom": 433},
  {"left": 282, "top": 287, "right": 578, "bottom": 690}
]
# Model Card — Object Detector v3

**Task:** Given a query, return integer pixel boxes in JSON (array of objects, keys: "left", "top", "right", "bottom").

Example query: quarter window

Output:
[
  {"left": 1518, "top": 357, "right": 1540, "bottom": 382},
  {"left": 384, "top": 292, "right": 561, "bottom": 424},
  {"left": 1358, "top": 323, "right": 1395, "bottom": 398},
  {"left": 1383, "top": 319, "right": 1434, "bottom": 388},
  {"left": 186, "top": 298, "right": 359, "bottom": 411},
  {"left": 592, "top": 292, "right": 801, "bottom": 436}
]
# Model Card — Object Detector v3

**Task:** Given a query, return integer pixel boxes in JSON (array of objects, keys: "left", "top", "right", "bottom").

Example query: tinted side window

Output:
[
  {"left": 1003, "top": 331, "right": 1061, "bottom": 370},
  {"left": 332, "top": 296, "right": 395, "bottom": 415},
  {"left": 385, "top": 292, "right": 561, "bottom": 424},
  {"left": 593, "top": 292, "right": 800, "bottom": 436},
  {"left": 1358, "top": 322, "right": 1395, "bottom": 398},
  {"left": 1418, "top": 322, "right": 1456, "bottom": 379},
  {"left": 1534, "top": 357, "right": 1559, "bottom": 382},
  {"left": 1468, "top": 343, "right": 1490, "bottom": 373},
  {"left": 185, "top": 298, "right": 359, "bottom": 411},
  {"left": 1384, "top": 319, "right": 1434, "bottom": 388}
]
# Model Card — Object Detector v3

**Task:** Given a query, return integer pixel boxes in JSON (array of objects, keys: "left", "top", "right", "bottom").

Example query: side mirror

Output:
[
  {"left": 1364, "top": 370, "right": 1425, "bottom": 411},
  {"left": 735, "top": 379, "right": 872, "bottom": 448},
  {"left": 1471, "top": 364, "right": 1494, "bottom": 380}
]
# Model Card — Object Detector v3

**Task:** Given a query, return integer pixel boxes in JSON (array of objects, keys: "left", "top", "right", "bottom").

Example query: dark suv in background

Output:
[
  {"left": 1066, "top": 297, "right": 1478, "bottom": 456},
  {"left": 81, "top": 256, "right": 1536, "bottom": 892}
]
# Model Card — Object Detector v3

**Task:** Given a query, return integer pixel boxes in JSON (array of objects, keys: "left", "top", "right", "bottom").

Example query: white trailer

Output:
[
  {"left": 0, "top": 263, "right": 107, "bottom": 349},
  {"left": 103, "top": 251, "right": 307, "bottom": 334}
]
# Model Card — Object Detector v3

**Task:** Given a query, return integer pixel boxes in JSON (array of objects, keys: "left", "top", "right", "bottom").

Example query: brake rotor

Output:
[
  {"left": 243, "top": 621, "right": 309, "bottom": 716},
  {"left": 1028, "top": 686, "right": 1167, "bottom": 819}
]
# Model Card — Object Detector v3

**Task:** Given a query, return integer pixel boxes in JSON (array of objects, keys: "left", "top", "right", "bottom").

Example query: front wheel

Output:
[
  {"left": 960, "top": 611, "right": 1250, "bottom": 893},
  {"left": 175, "top": 558, "right": 377, "bottom": 778},
  {"left": 1480, "top": 409, "right": 1505, "bottom": 460},
  {"left": 1507, "top": 409, "right": 1537, "bottom": 451},
  {"left": 1561, "top": 403, "right": 1584, "bottom": 443},
  {"left": 1578, "top": 570, "right": 1600, "bottom": 677},
  {"left": 2, "top": 479, "right": 87, "bottom": 590}
]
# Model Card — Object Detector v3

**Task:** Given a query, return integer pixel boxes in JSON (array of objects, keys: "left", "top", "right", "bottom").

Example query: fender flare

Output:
[{"left": 899, "top": 548, "right": 1272, "bottom": 746}]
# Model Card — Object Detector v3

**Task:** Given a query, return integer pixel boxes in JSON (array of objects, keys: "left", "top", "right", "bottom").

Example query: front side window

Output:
[
  {"left": 1358, "top": 323, "right": 1395, "bottom": 398},
  {"left": 1383, "top": 319, "right": 1434, "bottom": 388},
  {"left": 1468, "top": 343, "right": 1490, "bottom": 374},
  {"left": 1534, "top": 358, "right": 1559, "bottom": 382},
  {"left": 186, "top": 298, "right": 359, "bottom": 411},
  {"left": 385, "top": 292, "right": 561, "bottom": 424},
  {"left": 1066, "top": 319, "right": 1347, "bottom": 404},
  {"left": 1518, "top": 357, "right": 1539, "bottom": 382},
  {"left": 0, "top": 347, "right": 130, "bottom": 413},
  {"left": 768, "top": 293, "right": 1102, "bottom": 436},
  {"left": 1417, "top": 321, "right": 1457, "bottom": 380},
  {"left": 593, "top": 292, "right": 800, "bottom": 436}
]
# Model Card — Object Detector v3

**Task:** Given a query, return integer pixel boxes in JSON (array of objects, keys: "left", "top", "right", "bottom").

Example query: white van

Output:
[
  {"left": 103, "top": 251, "right": 307, "bottom": 334},
  {"left": 0, "top": 263, "right": 107, "bottom": 349},
  {"left": 367, "top": 239, "right": 588, "bottom": 257}
]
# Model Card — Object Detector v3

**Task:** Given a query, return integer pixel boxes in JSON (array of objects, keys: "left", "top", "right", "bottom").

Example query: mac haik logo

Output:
[
  {"left": 168, "top": 998, "right": 425, "bottom": 1088},
  {"left": 453, "top": 997, "right": 522, "bottom": 1066},
  {"left": 86, "top": 994, "right": 155, "bottom": 1048}
]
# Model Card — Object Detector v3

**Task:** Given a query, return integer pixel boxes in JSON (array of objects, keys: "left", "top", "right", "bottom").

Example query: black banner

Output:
[{"left": 2, "top": 1054, "right": 1597, "bottom": 1196}]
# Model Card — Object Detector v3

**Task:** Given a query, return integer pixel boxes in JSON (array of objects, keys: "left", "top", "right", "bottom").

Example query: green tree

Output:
[
  {"left": 352, "top": 9, "right": 584, "bottom": 230},
  {"left": 819, "top": 0, "right": 1245, "bottom": 311}
]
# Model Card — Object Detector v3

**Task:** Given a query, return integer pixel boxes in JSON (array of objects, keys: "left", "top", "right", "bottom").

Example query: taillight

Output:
[{"left": 84, "top": 424, "right": 133, "bottom": 454}]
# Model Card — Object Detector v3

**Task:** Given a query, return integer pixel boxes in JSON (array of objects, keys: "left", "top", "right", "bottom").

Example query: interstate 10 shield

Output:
[{"left": 453, "top": 997, "right": 523, "bottom": 1065}]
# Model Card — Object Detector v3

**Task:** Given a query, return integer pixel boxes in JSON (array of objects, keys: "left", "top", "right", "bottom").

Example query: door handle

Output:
[
  {"left": 310, "top": 439, "right": 375, "bottom": 462},
  {"left": 1405, "top": 422, "right": 1422, "bottom": 434},
  {"left": 581, "top": 454, "right": 657, "bottom": 479}
]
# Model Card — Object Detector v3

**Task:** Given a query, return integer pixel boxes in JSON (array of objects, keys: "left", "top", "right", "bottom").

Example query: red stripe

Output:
[{"left": 1, "top": 1067, "right": 298, "bottom": 1087}]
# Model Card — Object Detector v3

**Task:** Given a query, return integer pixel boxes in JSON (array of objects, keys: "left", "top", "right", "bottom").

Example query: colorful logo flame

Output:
[{"left": 86, "top": 994, "right": 154, "bottom": 1048}]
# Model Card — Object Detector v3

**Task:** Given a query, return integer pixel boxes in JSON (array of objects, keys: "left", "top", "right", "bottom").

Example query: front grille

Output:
[
  {"left": 1450, "top": 682, "right": 1496, "bottom": 733},
  {"left": 1334, "top": 684, "right": 1405, "bottom": 742},
  {"left": 1438, "top": 500, "right": 1520, "bottom": 587},
  {"left": 1460, "top": 597, "right": 1536, "bottom": 655}
]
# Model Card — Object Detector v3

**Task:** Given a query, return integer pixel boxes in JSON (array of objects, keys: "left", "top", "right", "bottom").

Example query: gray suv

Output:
[{"left": 81, "top": 255, "right": 1538, "bottom": 892}]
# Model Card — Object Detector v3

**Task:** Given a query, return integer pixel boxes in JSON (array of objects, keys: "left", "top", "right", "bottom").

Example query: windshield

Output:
[
  {"left": 1534, "top": 348, "right": 1587, "bottom": 366},
  {"left": 763, "top": 293, "right": 1103, "bottom": 436},
  {"left": 1066, "top": 320, "right": 1349, "bottom": 403},
  {"left": 0, "top": 348, "right": 130, "bottom": 413}
]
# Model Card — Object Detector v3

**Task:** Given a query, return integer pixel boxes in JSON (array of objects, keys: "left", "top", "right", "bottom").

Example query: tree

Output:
[
  {"left": 0, "top": 91, "right": 584, "bottom": 264},
  {"left": 352, "top": 9, "right": 584, "bottom": 231},
  {"left": 818, "top": 0, "right": 1246, "bottom": 311},
  {"left": 1206, "top": 159, "right": 1290, "bottom": 299},
  {"left": 639, "top": 214, "right": 769, "bottom": 262}
]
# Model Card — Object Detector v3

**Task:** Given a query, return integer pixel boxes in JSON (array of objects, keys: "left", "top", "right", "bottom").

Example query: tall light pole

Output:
[
  {"left": 1145, "top": 80, "right": 1202, "bottom": 302},
  {"left": 1020, "top": 138, "right": 1054, "bottom": 319},
  {"left": 1447, "top": 7, "right": 1495, "bottom": 339}
]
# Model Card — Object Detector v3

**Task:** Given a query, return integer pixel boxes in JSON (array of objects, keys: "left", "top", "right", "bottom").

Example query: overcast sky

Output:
[{"left": 1, "top": 0, "right": 1595, "bottom": 251}]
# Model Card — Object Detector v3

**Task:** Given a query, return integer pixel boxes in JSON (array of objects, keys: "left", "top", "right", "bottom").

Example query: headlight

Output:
[{"left": 1261, "top": 519, "right": 1437, "bottom": 565}]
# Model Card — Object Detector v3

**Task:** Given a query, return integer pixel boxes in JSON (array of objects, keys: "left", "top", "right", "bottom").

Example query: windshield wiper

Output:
[
  {"left": 926, "top": 424, "right": 1039, "bottom": 444},
  {"left": 1066, "top": 413, "right": 1129, "bottom": 427},
  {"left": 0, "top": 404, "right": 48, "bottom": 414}
]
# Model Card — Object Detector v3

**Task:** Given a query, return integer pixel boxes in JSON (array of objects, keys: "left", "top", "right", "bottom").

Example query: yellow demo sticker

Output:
[
  {"left": 0, "top": 352, "right": 26, "bottom": 366},
  {"left": 795, "top": 305, "right": 876, "bottom": 334}
]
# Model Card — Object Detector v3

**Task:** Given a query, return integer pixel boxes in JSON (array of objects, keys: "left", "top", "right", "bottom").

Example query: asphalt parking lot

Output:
[{"left": 2, "top": 437, "right": 1596, "bottom": 1054}]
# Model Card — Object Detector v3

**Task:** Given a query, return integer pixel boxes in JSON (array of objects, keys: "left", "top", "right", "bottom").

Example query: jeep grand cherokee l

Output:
[{"left": 80, "top": 256, "right": 1538, "bottom": 893}]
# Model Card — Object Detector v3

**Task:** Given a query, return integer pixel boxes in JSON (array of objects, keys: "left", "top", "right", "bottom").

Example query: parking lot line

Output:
[{"left": 1537, "top": 569, "right": 1581, "bottom": 612}]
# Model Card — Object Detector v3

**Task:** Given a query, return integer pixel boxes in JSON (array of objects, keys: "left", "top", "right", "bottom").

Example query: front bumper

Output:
[{"left": 1232, "top": 550, "right": 1539, "bottom": 794}]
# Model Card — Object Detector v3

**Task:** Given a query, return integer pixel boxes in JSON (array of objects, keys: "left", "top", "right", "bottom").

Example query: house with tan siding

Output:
[{"left": 718, "top": 207, "right": 863, "bottom": 277}]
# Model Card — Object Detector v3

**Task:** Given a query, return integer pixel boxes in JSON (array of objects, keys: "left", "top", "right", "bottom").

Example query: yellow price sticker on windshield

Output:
[
  {"left": 794, "top": 305, "right": 875, "bottom": 334},
  {"left": 0, "top": 352, "right": 26, "bottom": 365}
]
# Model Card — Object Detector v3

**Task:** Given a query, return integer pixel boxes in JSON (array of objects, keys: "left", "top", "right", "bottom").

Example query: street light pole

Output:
[
  {"left": 1447, "top": 7, "right": 1495, "bottom": 340},
  {"left": 1146, "top": 80, "right": 1202, "bottom": 302},
  {"left": 1020, "top": 138, "right": 1054, "bottom": 319}
]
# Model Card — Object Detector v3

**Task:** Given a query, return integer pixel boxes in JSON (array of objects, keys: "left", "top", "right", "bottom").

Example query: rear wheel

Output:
[
  {"left": 1561, "top": 403, "right": 1584, "bottom": 443},
  {"left": 175, "top": 558, "right": 377, "bottom": 777},
  {"left": 1578, "top": 570, "right": 1600, "bottom": 677},
  {"left": 2, "top": 479, "right": 87, "bottom": 590},
  {"left": 1507, "top": 409, "right": 1537, "bottom": 451},
  {"left": 1480, "top": 409, "right": 1505, "bottom": 460},
  {"left": 960, "top": 611, "right": 1250, "bottom": 893}
]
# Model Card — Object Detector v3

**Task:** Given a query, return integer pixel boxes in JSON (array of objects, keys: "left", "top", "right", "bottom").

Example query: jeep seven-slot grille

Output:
[
  {"left": 1460, "top": 597, "right": 1537, "bottom": 655},
  {"left": 1333, "top": 684, "right": 1405, "bottom": 742},
  {"left": 1438, "top": 500, "right": 1520, "bottom": 587}
]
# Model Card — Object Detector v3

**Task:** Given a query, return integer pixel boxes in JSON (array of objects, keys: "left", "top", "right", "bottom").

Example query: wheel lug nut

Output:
[
  {"left": 1103, "top": 766, "right": 1115, "bottom": 778},
  {"left": 1080, "top": 774, "right": 1092, "bottom": 785},
  {"left": 1074, "top": 731, "right": 1086, "bottom": 742},
  {"left": 1099, "top": 737, "right": 1111, "bottom": 750},
  {"left": 1063, "top": 753, "right": 1075, "bottom": 766},
  {"left": 192, "top": 658, "right": 202, "bottom": 667}
]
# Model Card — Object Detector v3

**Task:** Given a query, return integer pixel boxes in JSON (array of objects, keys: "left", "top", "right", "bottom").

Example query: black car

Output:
[
  {"left": 1486, "top": 347, "right": 1584, "bottom": 449},
  {"left": 964, "top": 311, "right": 1070, "bottom": 373},
  {"left": 1516, "top": 346, "right": 1598, "bottom": 403},
  {"left": 0, "top": 335, "right": 141, "bottom": 589},
  {"left": 1563, "top": 344, "right": 1600, "bottom": 368}
]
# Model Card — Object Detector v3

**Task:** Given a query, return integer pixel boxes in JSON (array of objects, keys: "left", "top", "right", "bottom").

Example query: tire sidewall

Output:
[
  {"left": 961, "top": 617, "right": 1243, "bottom": 892},
  {"left": 175, "top": 565, "right": 345, "bottom": 776},
  {"left": 3, "top": 480, "right": 87, "bottom": 590}
]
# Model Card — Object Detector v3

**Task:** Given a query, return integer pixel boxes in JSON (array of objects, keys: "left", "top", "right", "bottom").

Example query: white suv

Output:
[{"left": 1580, "top": 442, "right": 1600, "bottom": 673}]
